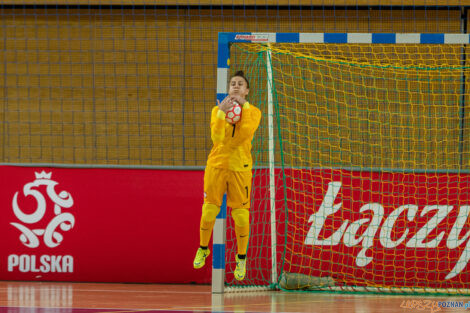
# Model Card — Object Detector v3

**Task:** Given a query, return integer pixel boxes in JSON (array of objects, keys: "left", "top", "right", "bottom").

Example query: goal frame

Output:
[{"left": 213, "top": 32, "right": 470, "bottom": 294}]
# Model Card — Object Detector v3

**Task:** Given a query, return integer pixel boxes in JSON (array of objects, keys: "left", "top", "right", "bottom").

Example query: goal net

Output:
[{"left": 222, "top": 36, "right": 470, "bottom": 294}]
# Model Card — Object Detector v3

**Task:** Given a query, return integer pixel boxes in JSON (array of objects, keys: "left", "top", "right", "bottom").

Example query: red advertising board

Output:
[
  {"left": 2, "top": 165, "right": 470, "bottom": 290},
  {"left": 0, "top": 166, "right": 211, "bottom": 284},
  {"left": 280, "top": 168, "right": 470, "bottom": 290}
]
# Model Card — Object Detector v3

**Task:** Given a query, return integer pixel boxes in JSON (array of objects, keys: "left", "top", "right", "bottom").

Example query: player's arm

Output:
[
  {"left": 227, "top": 101, "right": 261, "bottom": 148},
  {"left": 211, "top": 96, "right": 233, "bottom": 144}
]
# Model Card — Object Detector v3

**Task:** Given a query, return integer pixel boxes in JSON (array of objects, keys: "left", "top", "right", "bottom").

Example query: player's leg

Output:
[
  {"left": 231, "top": 207, "right": 249, "bottom": 280},
  {"left": 194, "top": 165, "right": 227, "bottom": 269},
  {"left": 227, "top": 170, "right": 252, "bottom": 280},
  {"left": 200, "top": 166, "right": 226, "bottom": 247}
]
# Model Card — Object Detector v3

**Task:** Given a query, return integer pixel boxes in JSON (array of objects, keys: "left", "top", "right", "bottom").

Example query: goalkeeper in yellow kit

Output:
[{"left": 193, "top": 71, "right": 261, "bottom": 281}]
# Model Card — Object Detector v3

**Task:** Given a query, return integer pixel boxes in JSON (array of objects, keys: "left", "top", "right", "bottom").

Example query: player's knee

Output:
[
  {"left": 231, "top": 208, "right": 249, "bottom": 227},
  {"left": 202, "top": 203, "right": 220, "bottom": 222}
]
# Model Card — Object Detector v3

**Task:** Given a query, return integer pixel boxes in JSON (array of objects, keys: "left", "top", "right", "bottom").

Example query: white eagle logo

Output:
[{"left": 11, "top": 171, "right": 75, "bottom": 248}]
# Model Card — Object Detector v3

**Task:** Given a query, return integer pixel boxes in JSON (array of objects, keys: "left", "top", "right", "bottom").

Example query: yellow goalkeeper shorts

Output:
[{"left": 203, "top": 165, "right": 252, "bottom": 209}]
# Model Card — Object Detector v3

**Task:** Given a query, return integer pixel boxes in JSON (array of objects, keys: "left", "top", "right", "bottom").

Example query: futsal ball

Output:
[{"left": 225, "top": 102, "right": 242, "bottom": 124}]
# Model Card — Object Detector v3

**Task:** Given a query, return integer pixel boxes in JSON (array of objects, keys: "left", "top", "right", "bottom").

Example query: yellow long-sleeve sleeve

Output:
[{"left": 206, "top": 102, "right": 262, "bottom": 172}]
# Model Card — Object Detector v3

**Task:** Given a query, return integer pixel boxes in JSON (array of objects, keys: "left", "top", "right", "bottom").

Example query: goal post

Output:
[{"left": 214, "top": 32, "right": 470, "bottom": 294}]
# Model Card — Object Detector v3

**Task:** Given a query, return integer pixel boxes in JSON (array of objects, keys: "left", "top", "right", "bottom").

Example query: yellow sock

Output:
[
  {"left": 235, "top": 224, "right": 250, "bottom": 255},
  {"left": 200, "top": 219, "right": 215, "bottom": 247}
]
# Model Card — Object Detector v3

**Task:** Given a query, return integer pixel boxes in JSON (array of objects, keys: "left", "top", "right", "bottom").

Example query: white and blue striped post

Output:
[
  {"left": 212, "top": 32, "right": 233, "bottom": 293},
  {"left": 214, "top": 32, "right": 470, "bottom": 293},
  {"left": 212, "top": 195, "right": 227, "bottom": 293}
]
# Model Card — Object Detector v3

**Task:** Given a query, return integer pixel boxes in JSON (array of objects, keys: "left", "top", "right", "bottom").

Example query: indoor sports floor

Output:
[{"left": 1, "top": 281, "right": 470, "bottom": 313}]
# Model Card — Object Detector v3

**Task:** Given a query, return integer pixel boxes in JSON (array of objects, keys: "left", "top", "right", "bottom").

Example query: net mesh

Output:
[
  {"left": 225, "top": 42, "right": 470, "bottom": 294},
  {"left": 0, "top": 6, "right": 463, "bottom": 167}
]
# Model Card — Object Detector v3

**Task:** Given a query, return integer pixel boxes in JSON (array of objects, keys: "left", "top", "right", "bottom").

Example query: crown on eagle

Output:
[{"left": 35, "top": 171, "right": 52, "bottom": 179}]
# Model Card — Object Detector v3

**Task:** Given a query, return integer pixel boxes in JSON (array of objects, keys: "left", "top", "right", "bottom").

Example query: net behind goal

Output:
[{"left": 215, "top": 33, "right": 470, "bottom": 294}]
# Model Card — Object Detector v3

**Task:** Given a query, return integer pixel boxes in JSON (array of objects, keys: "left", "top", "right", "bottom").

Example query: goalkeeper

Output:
[{"left": 193, "top": 71, "right": 261, "bottom": 281}]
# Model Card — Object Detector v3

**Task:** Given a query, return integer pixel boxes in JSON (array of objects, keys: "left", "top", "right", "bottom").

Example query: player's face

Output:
[{"left": 228, "top": 76, "right": 249, "bottom": 98}]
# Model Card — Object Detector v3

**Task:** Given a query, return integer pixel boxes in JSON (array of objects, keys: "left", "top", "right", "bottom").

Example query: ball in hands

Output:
[{"left": 225, "top": 101, "right": 242, "bottom": 124}]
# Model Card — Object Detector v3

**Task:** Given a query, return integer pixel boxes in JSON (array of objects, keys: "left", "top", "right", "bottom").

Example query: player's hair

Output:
[{"left": 231, "top": 70, "right": 250, "bottom": 88}]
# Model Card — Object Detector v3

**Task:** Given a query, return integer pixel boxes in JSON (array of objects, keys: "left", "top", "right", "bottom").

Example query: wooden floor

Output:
[{"left": 0, "top": 281, "right": 469, "bottom": 313}]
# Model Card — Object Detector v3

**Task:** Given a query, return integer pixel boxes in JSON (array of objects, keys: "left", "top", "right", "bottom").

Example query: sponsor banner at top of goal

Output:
[{"left": 222, "top": 32, "right": 470, "bottom": 44}]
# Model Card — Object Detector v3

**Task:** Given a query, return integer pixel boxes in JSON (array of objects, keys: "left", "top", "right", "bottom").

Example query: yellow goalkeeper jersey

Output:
[{"left": 206, "top": 101, "right": 262, "bottom": 172}]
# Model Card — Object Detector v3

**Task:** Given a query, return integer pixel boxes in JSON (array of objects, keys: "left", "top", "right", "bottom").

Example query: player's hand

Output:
[
  {"left": 217, "top": 95, "right": 234, "bottom": 113},
  {"left": 231, "top": 95, "right": 247, "bottom": 106}
]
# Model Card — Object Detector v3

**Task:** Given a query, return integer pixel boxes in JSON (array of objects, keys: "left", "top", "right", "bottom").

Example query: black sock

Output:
[
  {"left": 238, "top": 254, "right": 246, "bottom": 259},
  {"left": 200, "top": 246, "right": 208, "bottom": 250}
]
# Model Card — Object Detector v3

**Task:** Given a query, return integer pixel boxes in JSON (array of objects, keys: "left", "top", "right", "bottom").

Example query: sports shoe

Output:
[
  {"left": 234, "top": 255, "right": 246, "bottom": 280},
  {"left": 193, "top": 248, "right": 210, "bottom": 269}
]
